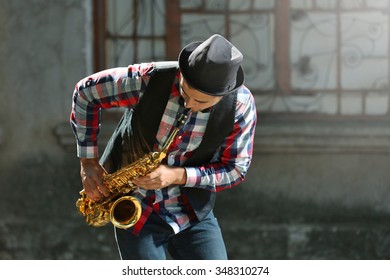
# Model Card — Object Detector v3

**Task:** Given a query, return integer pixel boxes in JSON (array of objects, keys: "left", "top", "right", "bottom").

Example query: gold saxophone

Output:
[{"left": 76, "top": 109, "right": 189, "bottom": 229}]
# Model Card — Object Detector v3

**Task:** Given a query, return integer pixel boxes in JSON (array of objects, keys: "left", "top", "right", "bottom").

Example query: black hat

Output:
[{"left": 178, "top": 34, "right": 244, "bottom": 96}]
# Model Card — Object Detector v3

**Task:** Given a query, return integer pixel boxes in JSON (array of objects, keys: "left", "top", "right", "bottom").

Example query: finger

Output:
[
  {"left": 134, "top": 173, "right": 158, "bottom": 184},
  {"left": 92, "top": 175, "right": 111, "bottom": 197},
  {"left": 99, "top": 187, "right": 110, "bottom": 197},
  {"left": 132, "top": 177, "right": 147, "bottom": 185},
  {"left": 139, "top": 180, "right": 165, "bottom": 191},
  {"left": 141, "top": 170, "right": 159, "bottom": 180},
  {"left": 96, "top": 179, "right": 110, "bottom": 197},
  {"left": 85, "top": 185, "right": 102, "bottom": 201},
  {"left": 84, "top": 179, "right": 104, "bottom": 201},
  {"left": 89, "top": 170, "right": 110, "bottom": 197}
]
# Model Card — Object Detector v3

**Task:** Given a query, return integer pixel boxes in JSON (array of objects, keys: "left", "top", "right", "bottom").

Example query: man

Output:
[{"left": 71, "top": 34, "right": 257, "bottom": 259}]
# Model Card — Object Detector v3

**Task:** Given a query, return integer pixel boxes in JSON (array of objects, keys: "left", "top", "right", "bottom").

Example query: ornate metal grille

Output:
[{"left": 261, "top": 0, "right": 389, "bottom": 117}]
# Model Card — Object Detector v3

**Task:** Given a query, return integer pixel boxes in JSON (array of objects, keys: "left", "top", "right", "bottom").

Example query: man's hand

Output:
[
  {"left": 132, "top": 165, "right": 187, "bottom": 190},
  {"left": 80, "top": 158, "right": 110, "bottom": 201}
]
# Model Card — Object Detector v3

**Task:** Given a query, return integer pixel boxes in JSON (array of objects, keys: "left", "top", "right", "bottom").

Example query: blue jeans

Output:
[{"left": 114, "top": 210, "right": 228, "bottom": 260}]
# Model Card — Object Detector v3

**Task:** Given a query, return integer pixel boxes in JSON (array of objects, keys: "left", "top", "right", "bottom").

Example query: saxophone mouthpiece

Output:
[{"left": 176, "top": 108, "right": 190, "bottom": 128}]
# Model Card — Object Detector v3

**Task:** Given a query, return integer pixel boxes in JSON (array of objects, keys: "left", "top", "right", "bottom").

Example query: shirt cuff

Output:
[
  {"left": 77, "top": 142, "right": 99, "bottom": 158},
  {"left": 184, "top": 167, "right": 200, "bottom": 187}
]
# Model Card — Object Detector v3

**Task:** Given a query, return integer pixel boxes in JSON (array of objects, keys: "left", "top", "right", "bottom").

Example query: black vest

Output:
[{"left": 100, "top": 62, "right": 237, "bottom": 221}]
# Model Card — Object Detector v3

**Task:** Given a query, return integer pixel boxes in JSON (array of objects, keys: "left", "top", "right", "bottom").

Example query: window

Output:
[{"left": 94, "top": 0, "right": 390, "bottom": 118}]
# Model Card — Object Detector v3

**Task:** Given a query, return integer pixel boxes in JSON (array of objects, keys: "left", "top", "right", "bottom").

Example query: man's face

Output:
[{"left": 179, "top": 76, "right": 223, "bottom": 113}]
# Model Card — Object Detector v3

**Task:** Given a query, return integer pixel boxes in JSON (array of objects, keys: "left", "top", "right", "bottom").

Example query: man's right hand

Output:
[{"left": 80, "top": 158, "right": 110, "bottom": 201}]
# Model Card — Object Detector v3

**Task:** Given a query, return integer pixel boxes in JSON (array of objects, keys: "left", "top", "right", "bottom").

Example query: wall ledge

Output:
[
  {"left": 255, "top": 119, "right": 390, "bottom": 154},
  {"left": 55, "top": 119, "right": 390, "bottom": 154}
]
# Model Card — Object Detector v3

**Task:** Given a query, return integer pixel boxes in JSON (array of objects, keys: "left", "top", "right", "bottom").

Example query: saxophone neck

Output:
[
  {"left": 160, "top": 128, "right": 179, "bottom": 153},
  {"left": 160, "top": 109, "right": 190, "bottom": 153}
]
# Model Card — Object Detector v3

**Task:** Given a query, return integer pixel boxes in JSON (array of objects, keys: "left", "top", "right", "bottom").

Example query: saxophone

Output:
[{"left": 76, "top": 109, "right": 189, "bottom": 229}]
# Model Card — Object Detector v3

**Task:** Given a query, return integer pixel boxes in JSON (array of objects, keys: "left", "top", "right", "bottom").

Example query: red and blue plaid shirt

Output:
[{"left": 71, "top": 62, "right": 257, "bottom": 235}]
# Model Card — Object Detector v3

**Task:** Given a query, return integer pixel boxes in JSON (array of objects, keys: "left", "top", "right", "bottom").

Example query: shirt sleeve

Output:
[
  {"left": 70, "top": 63, "right": 154, "bottom": 158},
  {"left": 183, "top": 88, "right": 257, "bottom": 192}
]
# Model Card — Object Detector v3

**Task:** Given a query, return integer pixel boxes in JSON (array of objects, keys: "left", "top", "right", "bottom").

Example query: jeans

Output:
[{"left": 114, "top": 210, "right": 228, "bottom": 260}]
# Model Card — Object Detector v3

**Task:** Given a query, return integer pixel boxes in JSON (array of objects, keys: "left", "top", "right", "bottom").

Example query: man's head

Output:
[
  {"left": 178, "top": 34, "right": 244, "bottom": 99},
  {"left": 179, "top": 76, "right": 222, "bottom": 112}
]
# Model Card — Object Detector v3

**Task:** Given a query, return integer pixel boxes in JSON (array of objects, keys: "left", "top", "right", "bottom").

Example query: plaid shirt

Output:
[{"left": 71, "top": 62, "right": 257, "bottom": 235}]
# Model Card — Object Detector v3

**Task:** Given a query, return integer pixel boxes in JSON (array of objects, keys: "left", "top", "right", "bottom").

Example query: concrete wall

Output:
[
  {"left": 0, "top": 0, "right": 389, "bottom": 260},
  {"left": 0, "top": 0, "right": 94, "bottom": 259},
  {"left": 215, "top": 119, "right": 390, "bottom": 259},
  {"left": 0, "top": 0, "right": 89, "bottom": 163}
]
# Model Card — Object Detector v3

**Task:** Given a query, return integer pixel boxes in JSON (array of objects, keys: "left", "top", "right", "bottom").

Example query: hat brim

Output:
[{"left": 178, "top": 41, "right": 244, "bottom": 96}]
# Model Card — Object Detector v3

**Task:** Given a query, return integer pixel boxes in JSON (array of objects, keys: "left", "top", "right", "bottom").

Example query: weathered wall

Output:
[
  {"left": 0, "top": 0, "right": 97, "bottom": 259},
  {"left": 0, "top": 0, "right": 389, "bottom": 260},
  {"left": 215, "top": 119, "right": 390, "bottom": 259},
  {"left": 0, "top": 0, "right": 88, "bottom": 163}
]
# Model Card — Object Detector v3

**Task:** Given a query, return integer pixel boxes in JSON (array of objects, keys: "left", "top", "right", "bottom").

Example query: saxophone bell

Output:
[
  {"left": 76, "top": 190, "right": 142, "bottom": 229},
  {"left": 110, "top": 196, "right": 142, "bottom": 229}
]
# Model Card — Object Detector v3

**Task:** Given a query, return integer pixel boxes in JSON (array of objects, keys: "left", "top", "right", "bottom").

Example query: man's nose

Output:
[{"left": 184, "top": 98, "right": 197, "bottom": 109}]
